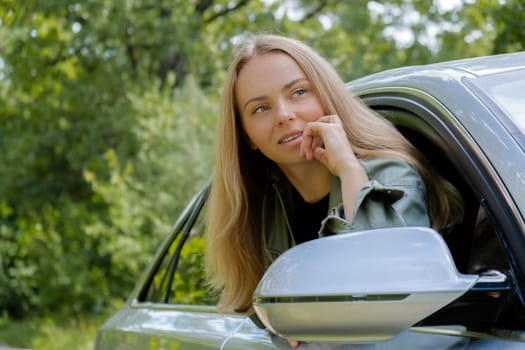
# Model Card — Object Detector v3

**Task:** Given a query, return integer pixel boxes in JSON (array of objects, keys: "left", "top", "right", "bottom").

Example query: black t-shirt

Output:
[{"left": 290, "top": 187, "right": 329, "bottom": 245}]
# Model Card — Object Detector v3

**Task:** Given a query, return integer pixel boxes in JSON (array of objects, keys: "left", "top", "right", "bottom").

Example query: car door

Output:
[
  {"left": 218, "top": 88, "right": 525, "bottom": 349},
  {"left": 357, "top": 83, "right": 525, "bottom": 344},
  {"left": 123, "top": 185, "right": 278, "bottom": 350}
]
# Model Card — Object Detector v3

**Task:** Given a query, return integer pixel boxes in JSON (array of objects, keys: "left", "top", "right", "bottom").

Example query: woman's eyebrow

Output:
[
  {"left": 283, "top": 77, "right": 307, "bottom": 90},
  {"left": 241, "top": 77, "right": 308, "bottom": 112},
  {"left": 242, "top": 95, "right": 267, "bottom": 112}
]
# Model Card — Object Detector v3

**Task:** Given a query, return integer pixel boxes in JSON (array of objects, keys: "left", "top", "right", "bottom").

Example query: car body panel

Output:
[{"left": 95, "top": 304, "right": 262, "bottom": 349}]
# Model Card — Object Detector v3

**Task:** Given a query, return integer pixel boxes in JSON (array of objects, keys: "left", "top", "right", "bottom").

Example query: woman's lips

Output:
[{"left": 279, "top": 131, "right": 303, "bottom": 144}]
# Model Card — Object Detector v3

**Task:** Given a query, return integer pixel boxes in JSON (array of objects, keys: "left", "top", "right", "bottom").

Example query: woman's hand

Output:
[
  {"left": 288, "top": 339, "right": 300, "bottom": 348},
  {"left": 301, "top": 115, "right": 368, "bottom": 222},
  {"left": 300, "top": 115, "right": 358, "bottom": 176}
]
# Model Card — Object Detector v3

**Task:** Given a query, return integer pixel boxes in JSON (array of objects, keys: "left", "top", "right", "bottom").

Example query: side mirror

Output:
[{"left": 253, "top": 227, "right": 480, "bottom": 343}]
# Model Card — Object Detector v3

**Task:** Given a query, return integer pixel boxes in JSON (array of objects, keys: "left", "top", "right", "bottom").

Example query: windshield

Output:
[{"left": 470, "top": 69, "right": 525, "bottom": 136}]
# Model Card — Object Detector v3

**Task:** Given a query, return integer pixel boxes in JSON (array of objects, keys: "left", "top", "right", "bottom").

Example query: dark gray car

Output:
[{"left": 96, "top": 51, "right": 525, "bottom": 349}]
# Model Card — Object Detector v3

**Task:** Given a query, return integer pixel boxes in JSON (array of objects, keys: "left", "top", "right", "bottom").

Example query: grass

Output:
[{"left": 0, "top": 308, "right": 117, "bottom": 350}]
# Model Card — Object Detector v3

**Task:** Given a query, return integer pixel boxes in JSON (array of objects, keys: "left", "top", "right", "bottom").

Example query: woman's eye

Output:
[
  {"left": 253, "top": 105, "right": 270, "bottom": 114},
  {"left": 293, "top": 88, "right": 306, "bottom": 97}
]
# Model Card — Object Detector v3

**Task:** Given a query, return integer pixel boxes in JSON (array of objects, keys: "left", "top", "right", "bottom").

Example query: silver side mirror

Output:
[{"left": 253, "top": 227, "right": 480, "bottom": 343}]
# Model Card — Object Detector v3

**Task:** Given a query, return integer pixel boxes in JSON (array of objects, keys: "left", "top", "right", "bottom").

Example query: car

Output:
[{"left": 95, "top": 51, "right": 525, "bottom": 349}]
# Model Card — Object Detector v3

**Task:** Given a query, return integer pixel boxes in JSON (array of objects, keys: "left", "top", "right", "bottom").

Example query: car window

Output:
[
  {"left": 467, "top": 204, "right": 510, "bottom": 275},
  {"left": 466, "top": 69, "right": 525, "bottom": 153},
  {"left": 470, "top": 69, "right": 525, "bottom": 133},
  {"left": 375, "top": 109, "right": 511, "bottom": 275},
  {"left": 140, "top": 187, "right": 219, "bottom": 306},
  {"left": 373, "top": 106, "right": 525, "bottom": 331}
]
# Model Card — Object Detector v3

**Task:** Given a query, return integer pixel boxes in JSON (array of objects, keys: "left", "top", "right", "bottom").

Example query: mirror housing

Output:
[{"left": 253, "top": 227, "right": 479, "bottom": 343}]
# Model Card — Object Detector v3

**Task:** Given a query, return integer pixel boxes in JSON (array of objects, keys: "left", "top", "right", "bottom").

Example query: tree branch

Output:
[
  {"left": 300, "top": 0, "right": 328, "bottom": 22},
  {"left": 204, "top": 0, "right": 250, "bottom": 23},
  {"left": 195, "top": 0, "right": 214, "bottom": 14}
]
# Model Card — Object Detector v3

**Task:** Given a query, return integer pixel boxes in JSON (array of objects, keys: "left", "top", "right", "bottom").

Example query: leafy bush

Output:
[{"left": 0, "top": 74, "right": 217, "bottom": 316}]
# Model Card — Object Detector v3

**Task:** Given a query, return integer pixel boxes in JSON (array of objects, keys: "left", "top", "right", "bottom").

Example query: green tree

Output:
[
  {"left": 1, "top": 0, "right": 524, "bottom": 318},
  {"left": 0, "top": 1, "right": 220, "bottom": 316}
]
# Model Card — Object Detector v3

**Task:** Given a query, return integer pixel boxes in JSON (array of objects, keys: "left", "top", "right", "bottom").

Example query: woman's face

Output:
[{"left": 235, "top": 52, "right": 325, "bottom": 169}]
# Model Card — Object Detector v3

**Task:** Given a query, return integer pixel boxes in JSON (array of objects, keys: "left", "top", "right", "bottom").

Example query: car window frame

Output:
[
  {"left": 135, "top": 181, "right": 216, "bottom": 308},
  {"left": 358, "top": 90, "right": 525, "bottom": 333},
  {"left": 464, "top": 71, "right": 525, "bottom": 153}
]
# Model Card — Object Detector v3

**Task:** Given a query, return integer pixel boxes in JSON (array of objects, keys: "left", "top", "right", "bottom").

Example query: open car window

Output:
[
  {"left": 373, "top": 105, "right": 524, "bottom": 332},
  {"left": 139, "top": 186, "right": 218, "bottom": 306}
]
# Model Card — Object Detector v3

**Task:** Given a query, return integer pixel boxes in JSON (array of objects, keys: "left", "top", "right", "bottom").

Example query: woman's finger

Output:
[
  {"left": 301, "top": 123, "right": 323, "bottom": 160},
  {"left": 301, "top": 114, "right": 357, "bottom": 175},
  {"left": 287, "top": 339, "right": 300, "bottom": 348}
]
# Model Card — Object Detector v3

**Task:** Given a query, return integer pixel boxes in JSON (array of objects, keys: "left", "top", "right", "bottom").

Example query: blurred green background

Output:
[{"left": 0, "top": 0, "right": 523, "bottom": 348}]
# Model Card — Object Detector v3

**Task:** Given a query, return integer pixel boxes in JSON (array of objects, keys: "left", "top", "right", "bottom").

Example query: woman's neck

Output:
[{"left": 279, "top": 161, "right": 331, "bottom": 203}]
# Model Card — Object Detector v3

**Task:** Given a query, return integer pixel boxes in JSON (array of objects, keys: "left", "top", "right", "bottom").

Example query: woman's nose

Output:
[{"left": 275, "top": 101, "right": 295, "bottom": 125}]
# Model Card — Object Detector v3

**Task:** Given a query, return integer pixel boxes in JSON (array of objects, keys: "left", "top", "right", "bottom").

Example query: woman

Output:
[{"left": 205, "top": 34, "right": 463, "bottom": 322}]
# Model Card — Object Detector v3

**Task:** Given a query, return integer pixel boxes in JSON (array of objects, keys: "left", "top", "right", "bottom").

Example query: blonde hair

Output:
[{"left": 205, "top": 34, "right": 464, "bottom": 313}]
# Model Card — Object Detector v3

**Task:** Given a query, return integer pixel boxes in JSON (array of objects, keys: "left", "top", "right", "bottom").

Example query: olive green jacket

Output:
[{"left": 261, "top": 157, "right": 430, "bottom": 267}]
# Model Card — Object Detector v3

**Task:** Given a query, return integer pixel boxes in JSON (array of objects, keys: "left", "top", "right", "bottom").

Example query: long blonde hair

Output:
[{"left": 205, "top": 34, "right": 464, "bottom": 313}]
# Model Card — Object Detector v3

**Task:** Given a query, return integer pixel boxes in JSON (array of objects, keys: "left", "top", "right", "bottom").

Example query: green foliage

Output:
[
  {"left": 0, "top": 0, "right": 524, "bottom": 321},
  {"left": 145, "top": 201, "right": 219, "bottom": 306},
  {"left": 172, "top": 234, "right": 218, "bottom": 305},
  {"left": 0, "top": 72, "right": 217, "bottom": 316},
  {"left": 0, "top": 309, "right": 116, "bottom": 349}
]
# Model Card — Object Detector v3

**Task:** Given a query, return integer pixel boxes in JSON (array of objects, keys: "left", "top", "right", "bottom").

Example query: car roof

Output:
[
  {"left": 348, "top": 51, "right": 525, "bottom": 91},
  {"left": 430, "top": 51, "right": 525, "bottom": 76}
]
